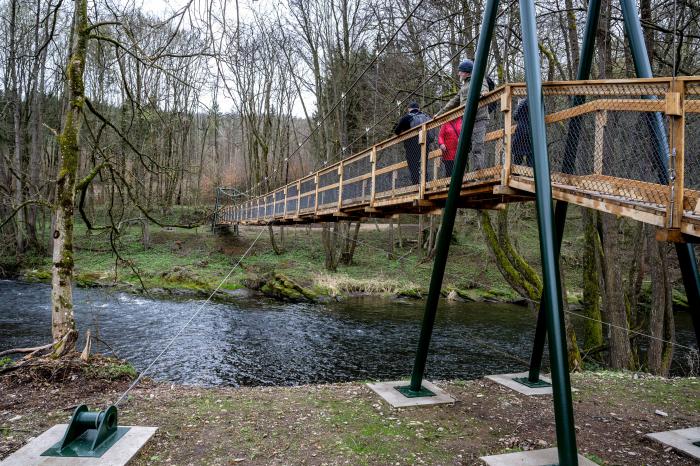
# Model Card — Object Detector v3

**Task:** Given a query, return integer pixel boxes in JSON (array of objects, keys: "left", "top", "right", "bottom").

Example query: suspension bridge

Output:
[{"left": 215, "top": 78, "right": 700, "bottom": 242}]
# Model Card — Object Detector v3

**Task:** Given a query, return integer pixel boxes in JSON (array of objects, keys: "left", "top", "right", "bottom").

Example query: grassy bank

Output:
[
  {"left": 6, "top": 204, "right": 690, "bottom": 306},
  {"left": 1, "top": 360, "right": 698, "bottom": 464},
  {"left": 8, "top": 205, "right": 590, "bottom": 302}
]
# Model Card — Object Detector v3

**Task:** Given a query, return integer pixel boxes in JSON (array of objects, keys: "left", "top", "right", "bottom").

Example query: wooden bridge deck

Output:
[{"left": 217, "top": 77, "right": 700, "bottom": 240}]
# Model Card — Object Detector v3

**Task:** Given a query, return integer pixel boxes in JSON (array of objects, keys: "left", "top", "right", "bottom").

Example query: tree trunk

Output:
[
  {"left": 387, "top": 220, "right": 395, "bottom": 259},
  {"left": 581, "top": 209, "right": 603, "bottom": 351},
  {"left": 647, "top": 231, "right": 674, "bottom": 375},
  {"left": 9, "top": 0, "right": 26, "bottom": 254},
  {"left": 269, "top": 224, "right": 284, "bottom": 255},
  {"left": 322, "top": 222, "right": 338, "bottom": 271},
  {"left": 340, "top": 221, "right": 360, "bottom": 265},
  {"left": 51, "top": 0, "right": 88, "bottom": 352},
  {"left": 600, "top": 213, "right": 633, "bottom": 369}
]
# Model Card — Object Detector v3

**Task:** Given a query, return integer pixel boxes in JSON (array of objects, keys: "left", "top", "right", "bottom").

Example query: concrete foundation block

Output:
[
  {"left": 0, "top": 424, "right": 157, "bottom": 466},
  {"left": 366, "top": 380, "right": 455, "bottom": 408},
  {"left": 480, "top": 447, "right": 598, "bottom": 465},
  {"left": 485, "top": 372, "right": 578, "bottom": 396},
  {"left": 645, "top": 426, "right": 700, "bottom": 460}
]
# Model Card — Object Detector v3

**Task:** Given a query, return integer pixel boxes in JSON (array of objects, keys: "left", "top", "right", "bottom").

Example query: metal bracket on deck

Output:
[{"left": 42, "top": 404, "right": 130, "bottom": 458}]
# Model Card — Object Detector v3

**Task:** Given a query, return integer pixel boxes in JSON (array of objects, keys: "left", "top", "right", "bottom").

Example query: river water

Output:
[{"left": 0, "top": 280, "right": 695, "bottom": 386}]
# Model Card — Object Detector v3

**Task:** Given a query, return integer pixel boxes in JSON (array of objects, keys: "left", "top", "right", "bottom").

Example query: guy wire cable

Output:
[{"left": 114, "top": 226, "right": 267, "bottom": 407}]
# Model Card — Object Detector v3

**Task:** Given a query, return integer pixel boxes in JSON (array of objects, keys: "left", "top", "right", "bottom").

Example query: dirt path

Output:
[{"left": 1, "top": 369, "right": 698, "bottom": 465}]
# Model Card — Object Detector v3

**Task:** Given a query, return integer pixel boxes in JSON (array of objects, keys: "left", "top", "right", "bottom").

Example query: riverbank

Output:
[
  {"left": 1, "top": 357, "right": 698, "bottom": 464},
  {"left": 1, "top": 210, "right": 588, "bottom": 303},
  {"left": 5, "top": 209, "right": 691, "bottom": 307}
]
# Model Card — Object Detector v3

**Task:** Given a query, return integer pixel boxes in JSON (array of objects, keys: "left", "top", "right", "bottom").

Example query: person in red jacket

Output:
[{"left": 438, "top": 116, "right": 462, "bottom": 178}]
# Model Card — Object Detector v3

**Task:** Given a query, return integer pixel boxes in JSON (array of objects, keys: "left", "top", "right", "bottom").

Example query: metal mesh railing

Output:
[
  {"left": 341, "top": 150, "right": 373, "bottom": 207},
  {"left": 511, "top": 82, "right": 672, "bottom": 209},
  {"left": 317, "top": 166, "right": 340, "bottom": 209}
]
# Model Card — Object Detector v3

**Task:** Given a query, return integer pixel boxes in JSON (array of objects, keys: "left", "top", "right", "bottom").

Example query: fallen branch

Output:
[{"left": 0, "top": 342, "right": 54, "bottom": 357}]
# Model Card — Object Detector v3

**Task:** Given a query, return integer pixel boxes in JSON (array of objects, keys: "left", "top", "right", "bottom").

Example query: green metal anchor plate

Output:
[
  {"left": 42, "top": 404, "right": 130, "bottom": 458},
  {"left": 512, "top": 376, "right": 552, "bottom": 388},
  {"left": 394, "top": 385, "right": 436, "bottom": 398}
]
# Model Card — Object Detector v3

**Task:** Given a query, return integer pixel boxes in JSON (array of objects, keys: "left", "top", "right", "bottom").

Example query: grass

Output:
[{"left": 5, "top": 203, "right": 686, "bottom": 304}]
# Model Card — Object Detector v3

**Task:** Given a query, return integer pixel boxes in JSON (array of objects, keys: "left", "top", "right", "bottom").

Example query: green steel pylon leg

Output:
[
  {"left": 527, "top": 0, "right": 602, "bottom": 384},
  {"left": 520, "top": 0, "right": 578, "bottom": 462},
  {"left": 618, "top": 0, "right": 699, "bottom": 347},
  {"left": 528, "top": 202, "right": 568, "bottom": 383},
  {"left": 406, "top": 0, "right": 501, "bottom": 395}
]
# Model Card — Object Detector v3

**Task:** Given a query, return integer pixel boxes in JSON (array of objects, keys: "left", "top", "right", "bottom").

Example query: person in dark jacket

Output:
[
  {"left": 393, "top": 102, "right": 432, "bottom": 185},
  {"left": 512, "top": 97, "right": 532, "bottom": 167}
]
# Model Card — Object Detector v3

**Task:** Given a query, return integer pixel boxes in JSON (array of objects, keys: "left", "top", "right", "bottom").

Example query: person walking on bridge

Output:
[
  {"left": 393, "top": 102, "right": 432, "bottom": 185},
  {"left": 438, "top": 59, "right": 490, "bottom": 171}
]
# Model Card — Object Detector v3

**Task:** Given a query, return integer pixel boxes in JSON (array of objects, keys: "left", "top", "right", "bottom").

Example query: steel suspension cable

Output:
[
  {"left": 113, "top": 227, "right": 267, "bottom": 407},
  {"left": 238, "top": 0, "right": 428, "bottom": 198}
]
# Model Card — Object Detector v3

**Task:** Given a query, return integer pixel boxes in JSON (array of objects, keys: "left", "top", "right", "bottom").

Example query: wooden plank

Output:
[
  {"left": 665, "top": 92, "right": 682, "bottom": 116},
  {"left": 502, "top": 85, "right": 513, "bottom": 186},
  {"left": 594, "top": 110, "right": 608, "bottom": 175},
  {"left": 670, "top": 79, "right": 685, "bottom": 229},
  {"left": 655, "top": 228, "right": 683, "bottom": 242},
  {"left": 370, "top": 146, "right": 377, "bottom": 207},
  {"left": 510, "top": 178, "right": 666, "bottom": 227},
  {"left": 343, "top": 171, "right": 373, "bottom": 184},
  {"left": 314, "top": 174, "right": 319, "bottom": 214},
  {"left": 375, "top": 160, "right": 409, "bottom": 177},
  {"left": 283, "top": 186, "right": 288, "bottom": 218},
  {"left": 420, "top": 125, "right": 427, "bottom": 199},
  {"left": 337, "top": 161, "right": 344, "bottom": 211},
  {"left": 413, "top": 199, "right": 435, "bottom": 207}
]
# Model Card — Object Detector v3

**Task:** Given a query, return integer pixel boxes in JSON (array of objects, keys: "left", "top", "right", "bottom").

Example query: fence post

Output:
[
  {"left": 593, "top": 110, "right": 608, "bottom": 175},
  {"left": 314, "top": 174, "right": 319, "bottom": 215},
  {"left": 338, "top": 162, "right": 344, "bottom": 211},
  {"left": 370, "top": 146, "right": 377, "bottom": 207},
  {"left": 667, "top": 79, "right": 684, "bottom": 230},
  {"left": 420, "top": 124, "right": 427, "bottom": 199},
  {"left": 501, "top": 86, "right": 513, "bottom": 186},
  {"left": 283, "top": 186, "right": 288, "bottom": 218}
]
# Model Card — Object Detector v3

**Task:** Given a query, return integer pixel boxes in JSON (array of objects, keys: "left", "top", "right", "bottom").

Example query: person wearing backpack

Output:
[
  {"left": 438, "top": 59, "right": 491, "bottom": 171},
  {"left": 393, "top": 102, "right": 433, "bottom": 185}
]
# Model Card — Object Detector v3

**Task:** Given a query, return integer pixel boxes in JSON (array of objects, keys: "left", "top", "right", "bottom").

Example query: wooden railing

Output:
[{"left": 218, "top": 77, "right": 700, "bottom": 240}]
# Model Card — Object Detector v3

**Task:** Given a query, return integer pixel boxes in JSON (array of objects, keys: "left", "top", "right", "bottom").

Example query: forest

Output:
[{"left": 1, "top": 0, "right": 700, "bottom": 377}]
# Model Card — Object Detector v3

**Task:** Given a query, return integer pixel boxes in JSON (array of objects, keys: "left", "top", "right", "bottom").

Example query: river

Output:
[{"left": 0, "top": 280, "right": 695, "bottom": 386}]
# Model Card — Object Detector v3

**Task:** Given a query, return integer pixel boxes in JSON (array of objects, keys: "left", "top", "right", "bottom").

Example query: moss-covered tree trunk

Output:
[
  {"left": 480, "top": 207, "right": 582, "bottom": 370},
  {"left": 51, "top": 0, "right": 88, "bottom": 353},
  {"left": 581, "top": 209, "right": 603, "bottom": 351}
]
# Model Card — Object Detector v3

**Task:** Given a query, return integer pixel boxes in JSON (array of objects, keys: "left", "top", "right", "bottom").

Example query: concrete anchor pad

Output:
[
  {"left": 0, "top": 424, "right": 157, "bottom": 466},
  {"left": 480, "top": 447, "right": 598, "bottom": 465},
  {"left": 645, "top": 427, "right": 700, "bottom": 460},
  {"left": 485, "top": 372, "right": 578, "bottom": 396},
  {"left": 367, "top": 380, "right": 455, "bottom": 408}
]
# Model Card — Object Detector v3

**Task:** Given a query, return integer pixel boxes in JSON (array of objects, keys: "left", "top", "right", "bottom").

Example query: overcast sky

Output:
[{"left": 137, "top": 0, "right": 314, "bottom": 117}]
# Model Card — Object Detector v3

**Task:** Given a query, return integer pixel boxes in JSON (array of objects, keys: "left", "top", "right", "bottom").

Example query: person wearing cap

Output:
[
  {"left": 438, "top": 59, "right": 490, "bottom": 171},
  {"left": 393, "top": 101, "right": 433, "bottom": 185}
]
